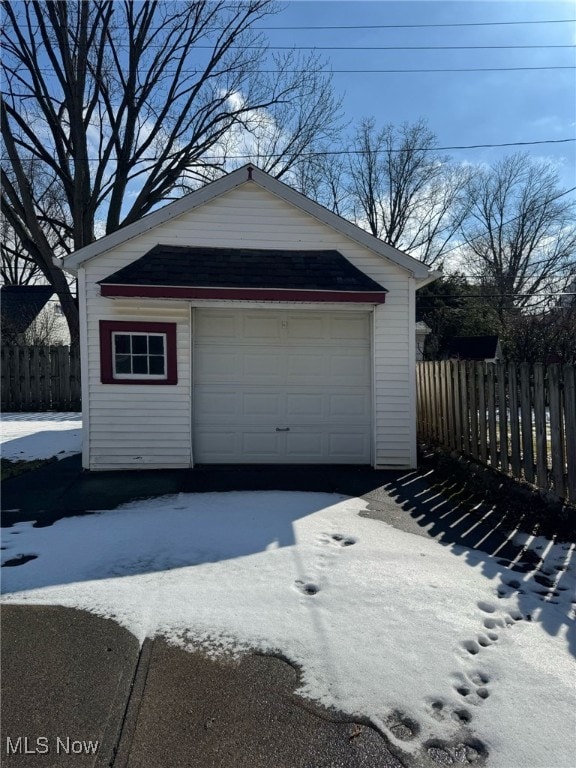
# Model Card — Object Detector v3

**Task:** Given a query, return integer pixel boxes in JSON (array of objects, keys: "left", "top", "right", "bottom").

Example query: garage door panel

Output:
[
  {"left": 195, "top": 430, "right": 238, "bottom": 459},
  {"left": 243, "top": 314, "right": 283, "bottom": 340},
  {"left": 243, "top": 352, "right": 287, "bottom": 380},
  {"left": 329, "top": 432, "right": 370, "bottom": 458},
  {"left": 328, "top": 393, "right": 370, "bottom": 418},
  {"left": 286, "top": 314, "right": 327, "bottom": 340},
  {"left": 195, "top": 390, "right": 238, "bottom": 416},
  {"left": 285, "top": 393, "right": 324, "bottom": 418},
  {"left": 243, "top": 392, "right": 280, "bottom": 417},
  {"left": 330, "top": 353, "right": 370, "bottom": 380},
  {"left": 285, "top": 431, "right": 324, "bottom": 458},
  {"left": 330, "top": 314, "right": 371, "bottom": 341},
  {"left": 195, "top": 312, "right": 239, "bottom": 339},
  {"left": 286, "top": 353, "right": 326, "bottom": 378}
]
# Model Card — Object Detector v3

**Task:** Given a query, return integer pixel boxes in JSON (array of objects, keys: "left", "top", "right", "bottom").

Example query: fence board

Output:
[
  {"left": 468, "top": 363, "right": 478, "bottom": 459},
  {"left": 487, "top": 365, "right": 498, "bottom": 468},
  {"left": 533, "top": 364, "right": 548, "bottom": 490},
  {"left": 441, "top": 361, "right": 450, "bottom": 446},
  {"left": 460, "top": 363, "right": 469, "bottom": 455},
  {"left": 434, "top": 361, "right": 442, "bottom": 443},
  {"left": 477, "top": 363, "right": 488, "bottom": 464},
  {"left": 564, "top": 365, "right": 576, "bottom": 501},
  {"left": 508, "top": 363, "right": 521, "bottom": 479},
  {"left": 548, "top": 364, "right": 565, "bottom": 498},
  {"left": 519, "top": 363, "right": 534, "bottom": 484},
  {"left": 416, "top": 360, "right": 575, "bottom": 502},
  {"left": 0, "top": 344, "right": 81, "bottom": 412},
  {"left": 497, "top": 363, "right": 509, "bottom": 474},
  {"left": 452, "top": 361, "right": 462, "bottom": 452}
]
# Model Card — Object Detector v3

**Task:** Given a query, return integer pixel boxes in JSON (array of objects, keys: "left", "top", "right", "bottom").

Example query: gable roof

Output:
[
  {"left": 63, "top": 164, "right": 434, "bottom": 282},
  {"left": 0, "top": 285, "right": 54, "bottom": 333},
  {"left": 446, "top": 336, "right": 501, "bottom": 361},
  {"left": 100, "top": 245, "right": 388, "bottom": 292}
]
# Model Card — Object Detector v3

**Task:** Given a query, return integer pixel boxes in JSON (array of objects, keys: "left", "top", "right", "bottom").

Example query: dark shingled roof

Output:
[
  {"left": 99, "top": 245, "right": 387, "bottom": 294},
  {"left": 446, "top": 336, "right": 500, "bottom": 360},
  {"left": 1, "top": 285, "right": 54, "bottom": 333}
]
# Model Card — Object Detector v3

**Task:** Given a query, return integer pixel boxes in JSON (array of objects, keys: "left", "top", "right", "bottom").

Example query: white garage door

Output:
[{"left": 193, "top": 309, "right": 372, "bottom": 463}]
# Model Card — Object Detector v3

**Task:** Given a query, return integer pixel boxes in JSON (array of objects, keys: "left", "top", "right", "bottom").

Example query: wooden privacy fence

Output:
[
  {"left": 416, "top": 361, "right": 576, "bottom": 503},
  {"left": 1, "top": 345, "right": 81, "bottom": 412}
]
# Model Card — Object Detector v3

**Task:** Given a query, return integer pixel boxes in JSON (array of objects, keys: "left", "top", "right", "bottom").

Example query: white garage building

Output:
[{"left": 64, "top": 165, "right": 437, "bottom": 471}]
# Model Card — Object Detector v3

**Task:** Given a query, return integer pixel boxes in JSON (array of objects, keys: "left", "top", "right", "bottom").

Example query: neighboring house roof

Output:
[
  {"left": 446, "top": 336, "right": 501, "bottom": 361},
  {"left": 98, "top": 245, "right": 389, "bottom": 302},
  {"left": 63, "top": 164, "right": 438, "bottom": 286},
  {"left": 1, "top": 285, "right": 54, "bottom": 333}
]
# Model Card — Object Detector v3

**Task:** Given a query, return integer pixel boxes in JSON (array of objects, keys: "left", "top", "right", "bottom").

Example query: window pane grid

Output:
[{"left": 112, "top": 333, "right": 166, "bottom": 378}]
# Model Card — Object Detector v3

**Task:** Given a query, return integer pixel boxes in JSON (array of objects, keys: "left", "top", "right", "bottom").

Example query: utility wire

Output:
[
  {"left": 2, "top": 138, "right": 574, "bottom": 164},
  {"left": 254, "top": 19, "right": 576, "bottom": 30},
  {"left": 22, "top": 65, "right": 576, "bottom": 75},
  {"left": 26, "top": 43, "right": 574, "bottom": 50},
  {"left": 11, "top": 19, "right": 576, "bottom": 33}
]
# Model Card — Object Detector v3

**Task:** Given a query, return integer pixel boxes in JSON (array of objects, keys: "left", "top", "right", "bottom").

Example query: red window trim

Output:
[{"left": 100, "top": 320, "right": 178, "bottom": 385}]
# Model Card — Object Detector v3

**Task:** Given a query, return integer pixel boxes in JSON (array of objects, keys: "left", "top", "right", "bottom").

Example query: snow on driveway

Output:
[
  {"left": 1, "top": 491, "right": 574, "bottom": 768},
  {"left": 1, "top": 412, "right": 82, "bottom": 461}
]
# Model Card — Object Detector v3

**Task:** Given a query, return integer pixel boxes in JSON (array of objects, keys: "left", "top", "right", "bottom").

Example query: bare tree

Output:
[
  {"left": 1, "top": 0, "right": 341, "bottom": 343},
  {"left": 1, "top": 216, "right": 43, "bottom": 285},
  {"left": 502, "top": 305, "right": 576, "bottom": 364},
  {"left": 346, "top": 118, "right": 470, "bottom": 266},
  {"left": 288, "top": 151, "right": 349, "bottom": 217},
  {"left": 460, "top": 153, "right": 576, "bottom": 321}
]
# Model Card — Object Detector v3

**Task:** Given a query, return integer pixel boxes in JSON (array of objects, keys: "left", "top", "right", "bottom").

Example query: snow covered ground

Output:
[
  {"left": 1, "top": 412, "right": 82, "bottom": 461},
  {"left": 2, "top": 491, "right": 574, "bottom": 768}
]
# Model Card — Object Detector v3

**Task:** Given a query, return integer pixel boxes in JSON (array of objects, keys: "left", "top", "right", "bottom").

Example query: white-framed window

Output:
[{"left": 112, "top": 331, "right": 167, "bottom": 379}]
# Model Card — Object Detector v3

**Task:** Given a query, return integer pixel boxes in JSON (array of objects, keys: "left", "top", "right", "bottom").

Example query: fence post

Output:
[{"left": 564, "top": 365, "right": 576, "bottom": 502}]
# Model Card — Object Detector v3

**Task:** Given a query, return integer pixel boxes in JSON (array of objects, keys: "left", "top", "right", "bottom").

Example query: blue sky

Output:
[{"left": 265, "top": 1, "right": 575, "bottom": 191}]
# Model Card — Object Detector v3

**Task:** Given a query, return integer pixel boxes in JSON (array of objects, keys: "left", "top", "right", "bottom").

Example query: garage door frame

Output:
[{"left": 190, "top": 304, "right": 375, "bottom": 465}]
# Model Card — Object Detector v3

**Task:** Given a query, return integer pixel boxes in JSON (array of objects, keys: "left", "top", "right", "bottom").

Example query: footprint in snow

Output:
[
  {"left": 294, "top": 580, "right": 319, "bottom": 596},
  {"left": 384, "top": 710, "right": 420, "bottom": 741},
  {"left": 319, "top": 533, "right": 357, "bottom": 548}
]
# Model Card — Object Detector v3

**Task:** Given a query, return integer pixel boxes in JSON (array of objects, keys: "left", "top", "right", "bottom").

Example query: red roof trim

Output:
[{"left": 100, "top": 285, "right": 387, "bottom": 303}]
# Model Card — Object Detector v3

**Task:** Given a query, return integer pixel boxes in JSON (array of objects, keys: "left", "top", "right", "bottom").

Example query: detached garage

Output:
[{"left": 63, "top": 164, "right": 437, "bottom": 471}]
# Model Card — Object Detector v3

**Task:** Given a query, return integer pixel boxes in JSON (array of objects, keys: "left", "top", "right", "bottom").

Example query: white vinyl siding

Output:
[{"left": 82, "top": 182, "right": 414, "bottom": 470}]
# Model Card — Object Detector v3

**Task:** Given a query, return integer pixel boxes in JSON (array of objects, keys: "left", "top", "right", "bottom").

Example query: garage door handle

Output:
[{"left": 275, "top": 427, "right": 290, "bottom": 432}]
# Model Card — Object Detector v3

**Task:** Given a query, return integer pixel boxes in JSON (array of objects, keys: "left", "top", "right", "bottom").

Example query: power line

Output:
[
  {"left": 25, "top": 65, "right": 576, "bottom": 75},
  {"left": 2, "top": 138, "right": 574, "bottom": 165},
  {"left": 11, "top": 18, "right": 576, "bottom": 33},
  {"left": 255, "top": 19, "right": 576, "bottom": 31},
  {"left": 22, "top": 43, "right": 574, "bottom": 51}
]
